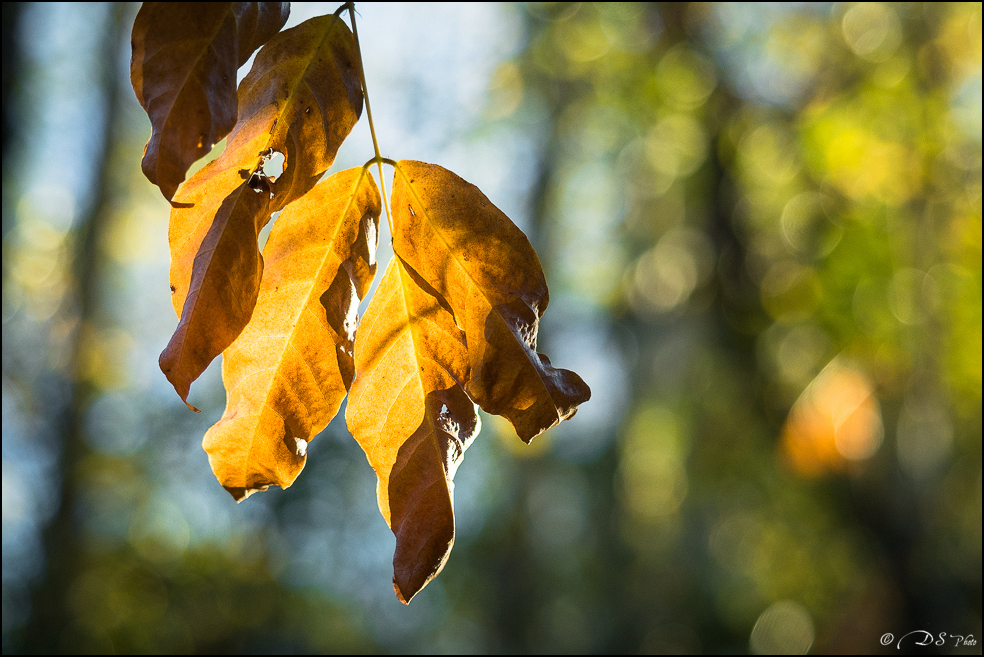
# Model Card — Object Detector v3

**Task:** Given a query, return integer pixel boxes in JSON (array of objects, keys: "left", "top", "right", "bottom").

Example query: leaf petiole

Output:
[
  {"left": 333, "top": 2, "right": 352, "bottom": 18},
  {"left": 361, "top": 156, "right": 398, "bottom": 170},
  {"left": 347, "top": 4, "right": 392, "bottom": 235}
]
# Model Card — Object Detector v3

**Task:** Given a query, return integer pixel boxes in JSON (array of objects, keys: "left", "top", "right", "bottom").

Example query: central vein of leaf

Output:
[
  {"left": 395, "top": 258, "right": 454, "bottom": 501},
  {"left": 159, "top": 8, "right": 235, "bottom": 150},
  {"left": 251, "top": 171, "right": 368, "bottom": 414},
  {"left": 269, "top": 17, "right": 343, "bottom": 149},
  {"left": 392, "top": 164, "right": 559, "bottom": 408}
]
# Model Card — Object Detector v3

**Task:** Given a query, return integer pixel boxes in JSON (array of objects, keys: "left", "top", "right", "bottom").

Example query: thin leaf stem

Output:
[
  {"left": 362, "top": 156, "right": 398, "bottom": 169},
  {"left": 347, "top": 3, "right": 391, "bottom": 234}
]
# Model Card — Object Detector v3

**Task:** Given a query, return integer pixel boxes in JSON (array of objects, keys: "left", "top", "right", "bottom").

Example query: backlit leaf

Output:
[
  {"left": 204, "top": 168, "right": 381, "bottom": 500},
  {"left": 159, "top": 13, "right": 363, "bottom": 404},
  {"left": 346, "top": 257, "right": 480, "bottom": 604},
  {"left": 391, "top": 161, "right": 591, "bottom": 441},
  {"left": 218, "top": 12, "right": 364, "bottom": 212},
  {"left": 159, "top": 153, "right": 272, "bottom": 409},
  {"left": 130, "top": 2, "right": 289, "bottom": 200}
]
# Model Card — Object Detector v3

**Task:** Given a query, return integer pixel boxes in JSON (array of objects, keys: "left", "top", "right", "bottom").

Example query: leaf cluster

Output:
[{"left": 131, "top": 1, "right": 589, "bottom": 603}]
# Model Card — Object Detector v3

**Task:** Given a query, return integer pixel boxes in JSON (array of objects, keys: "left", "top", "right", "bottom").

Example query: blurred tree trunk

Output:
[
  {"left": 1, "top": 2, "right": 23, "bottom": 152},
  {"left": 23, "top": 6, "right": 126, "bottom": 653},
  {"left": 2, "top": 2, "right": 24, "bottom": 239}
]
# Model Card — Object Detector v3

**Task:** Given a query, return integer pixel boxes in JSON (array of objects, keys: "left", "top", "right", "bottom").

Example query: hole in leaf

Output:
[
  {"left": 258, "top": 149, "right": 286, "bottom": 182},
  {"left": 247, "top": 149, "right": 286, "bottom": 195}
]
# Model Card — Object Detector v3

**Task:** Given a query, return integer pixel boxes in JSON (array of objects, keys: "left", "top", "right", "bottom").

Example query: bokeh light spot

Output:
[
  {"left": 842, "top": 3, "right": 902, "bottom": 62},
  {"left": 749, "top": 600, "right": 815, "bottom": 655},
  {"left": 781, "top": 359, "right": 884, "bottom": 476}
]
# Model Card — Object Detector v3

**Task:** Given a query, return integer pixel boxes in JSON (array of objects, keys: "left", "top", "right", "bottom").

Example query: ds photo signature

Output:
[{"left": 880, "top": 631, "right": 978, "bottom": 650}]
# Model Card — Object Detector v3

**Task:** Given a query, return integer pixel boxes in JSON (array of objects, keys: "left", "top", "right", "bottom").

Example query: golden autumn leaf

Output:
[
  {"left": 159, "top": 13, "right": 364, "bottom": 405},
  {"left": 346, "top": 256, "right": 479, "bottom": 604},
  {"left": 390, "top": 161, "right": 591, "bottom": 441},
  {"left": 219, "top": 12, "right": 364, "bottom": 212},
  {"left": 204, "top": 168, "right": 380, "bottom": 500},
  {"left": 130, "top": 2, "right": 289, "bottom": 200},
  {"left": 159, "top": 156, "right": 272, "bottom": 410}
]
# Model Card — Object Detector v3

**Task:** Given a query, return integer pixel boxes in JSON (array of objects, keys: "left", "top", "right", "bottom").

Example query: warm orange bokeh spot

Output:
[{"left": 781, "top": 360, "right": 883, "bottom": 477}]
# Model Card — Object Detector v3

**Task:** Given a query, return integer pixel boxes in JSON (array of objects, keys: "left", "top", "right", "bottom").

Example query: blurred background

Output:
[{"left": 2, "top": 2, "right": 981, "bottom": 653}]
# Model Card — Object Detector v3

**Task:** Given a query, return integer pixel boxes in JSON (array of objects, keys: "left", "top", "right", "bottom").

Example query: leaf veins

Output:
[
  {"left": 130, "top": 2, "right": 289, "bottom": 200},
  {"left": 346, "top": 256, "right": 479, "bottom": 604},
  {"left": 204, "top": 168, "right": 381, "bottom": 500},
  {"left": 391, "top": 161, "right": 591, "bottom": 441},
  {"left": 160, "top": 161, "right": 272, "bottom": 410},
  {"left": 223, "top": 12, "right": 364, "bottom": 212}
]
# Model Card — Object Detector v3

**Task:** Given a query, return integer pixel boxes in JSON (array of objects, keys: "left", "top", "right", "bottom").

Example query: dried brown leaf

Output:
[
  {"left": 159, "top": 153, "right": 272, "bottom": 409},
  {"left": 203, "top": 168, "right": 380, "bottom": 499},
  {"left": 346, "top": 256, "right": 479, "bottom": 604},
  {"left": 130, "top": 2, "right": 289, "bottom": 200},
  {"left": 391, "top": 161, "right": 591, "bottom": 441},
  {"left": 219, "top": 12, "right": 364, "bottom": 212}
]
